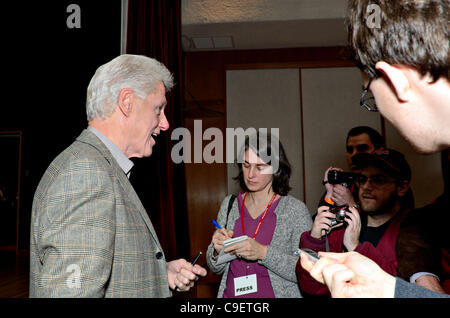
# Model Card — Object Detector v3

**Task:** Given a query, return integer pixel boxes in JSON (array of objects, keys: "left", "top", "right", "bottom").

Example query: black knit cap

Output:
[{"left": 352, "top": 148, "right": 411, "bottom": 182}]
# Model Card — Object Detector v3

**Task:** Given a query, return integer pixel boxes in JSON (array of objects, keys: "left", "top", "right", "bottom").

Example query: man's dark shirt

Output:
[{"left": 359, "top": 213, "right": 394, "bottom": 247}]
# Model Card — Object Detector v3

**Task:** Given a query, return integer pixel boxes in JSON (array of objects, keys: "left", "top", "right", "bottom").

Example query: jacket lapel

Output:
[
  {"left": 114, "top": 164, "right": 162, "bottom": 247},
  {"left": 76, "top": 129, "right": 163, "bottom": 249}
]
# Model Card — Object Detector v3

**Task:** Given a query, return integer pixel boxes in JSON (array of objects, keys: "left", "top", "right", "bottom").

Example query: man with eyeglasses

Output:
[
  {"left": 296, "top": 148, "right": 443, "bottom": 296},
  {"left": 320, "top": 126, "right": 385, "bottom": 209},
  {"left": 299, "top": 0, "right": 449, "bottom": 298}
]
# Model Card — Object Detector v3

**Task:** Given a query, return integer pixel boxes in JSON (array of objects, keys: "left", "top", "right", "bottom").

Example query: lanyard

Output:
[{"left": 240, "top": 192, "right": 277, "bottom": 239}]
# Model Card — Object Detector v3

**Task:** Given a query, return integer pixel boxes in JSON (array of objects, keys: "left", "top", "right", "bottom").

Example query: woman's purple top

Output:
[{"left": 223, "top": 192, "right": 280, "bottom": 298}]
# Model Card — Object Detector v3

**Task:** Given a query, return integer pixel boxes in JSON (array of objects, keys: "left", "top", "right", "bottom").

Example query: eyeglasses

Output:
[
  {"left": 346, "top": 144, "right": 370, "bottom": 154},
  {"left": 360, "top": 79, "right": 378, "bottom": 112},
  {"left": 355, "top": 175, "right": 396, "bottom": 188}
]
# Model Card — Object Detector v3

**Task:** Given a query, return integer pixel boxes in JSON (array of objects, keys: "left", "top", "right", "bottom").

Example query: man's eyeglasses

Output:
[
  {"left": 346, "top": 144, "right": 370, "bottom": 154},
  {"left": 360, "top": 79, "right": 378, "bottom": 112},
  {"left": 355, "top": 175, "right": 396, "bottom": 188}
]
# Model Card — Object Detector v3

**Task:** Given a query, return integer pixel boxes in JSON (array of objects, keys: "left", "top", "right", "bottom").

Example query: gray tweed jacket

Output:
[
  {"left": 30, "top": 129, "right": 171, "bottom": 297},
  {"left": 206, "top": 194, "right": 312, "bottom": 298}
]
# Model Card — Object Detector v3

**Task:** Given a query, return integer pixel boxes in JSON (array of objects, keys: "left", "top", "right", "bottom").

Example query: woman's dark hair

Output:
[
  {"left": 233, "top": 131, "right": 292, "bottom": 196},
  {"left": 346, "top": 0, "right": 449, "bottom": 81}
]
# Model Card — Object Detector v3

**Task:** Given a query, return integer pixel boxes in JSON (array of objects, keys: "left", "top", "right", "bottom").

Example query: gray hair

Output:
[{"left": 86, "top": 54, "right": 174, "bottom": 121}]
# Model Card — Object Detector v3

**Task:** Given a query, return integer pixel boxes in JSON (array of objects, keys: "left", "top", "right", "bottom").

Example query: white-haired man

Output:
[{"left": 30, "top": 54, "right": 206, "bottom": 297}]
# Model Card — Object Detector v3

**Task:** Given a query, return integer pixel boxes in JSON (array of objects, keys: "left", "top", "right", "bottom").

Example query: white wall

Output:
[
  {"left": 226, "top": 66, "right": 444, "bottom": 214},
  {"left": 301, "top": 67, "right": 382, "bottom": 213},
  {"left": 226, "top": 68, "right": 303, "bottom": 201},
  {"left": 384, "top": 123, "right": 443, "bottom": 208}
]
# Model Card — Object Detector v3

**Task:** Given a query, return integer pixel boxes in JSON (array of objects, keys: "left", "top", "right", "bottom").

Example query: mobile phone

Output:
[{"left": 298, "top": 248, "right": 320, "bottom": 263}]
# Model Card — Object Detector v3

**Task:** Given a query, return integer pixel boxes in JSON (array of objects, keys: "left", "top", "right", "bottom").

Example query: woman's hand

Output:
[
  {"left": 224, "top": 238, "right": 268, "bottom": 261},
  {"left": 212, "top": 228, "right": 234, "bottom": 254}
]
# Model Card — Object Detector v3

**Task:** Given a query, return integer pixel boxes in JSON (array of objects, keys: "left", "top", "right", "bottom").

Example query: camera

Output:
[
  {"left": 327, "top": 170, "right": 354, "bottom": 188},
  {"left": 329, "top": 205, "right": 348, "bottom": 226}
]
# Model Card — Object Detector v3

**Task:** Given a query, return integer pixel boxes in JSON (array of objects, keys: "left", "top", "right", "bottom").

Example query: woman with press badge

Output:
[{"left": 206, "top": 132, "right": 312, "bottom": 298}]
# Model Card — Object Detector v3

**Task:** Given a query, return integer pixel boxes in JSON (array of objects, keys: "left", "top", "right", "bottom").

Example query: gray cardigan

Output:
[{"left": 206, "top": 194, "right": 313, "bottom": 298}]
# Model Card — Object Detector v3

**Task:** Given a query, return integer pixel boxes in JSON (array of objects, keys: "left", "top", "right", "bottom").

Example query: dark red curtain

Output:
[{"left": 126, "top": 0, "right": 189, "bottom": 261}]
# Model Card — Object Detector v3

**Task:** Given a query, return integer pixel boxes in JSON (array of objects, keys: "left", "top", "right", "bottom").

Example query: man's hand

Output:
[
  {"left": 331, "top": 184, "right": 356, "bottom": 207},
  {"left": 323, "top": 166, "right": 338, "bottom": 196},
  {"left": 167, "top": 259, "right": 207, "bottom": 292},
  {"left": 299, "top": 251, "right": 396, "bottom": 298},
  {"left": 342, "top": 206, "right": 361, "bottom": 251},
  {"left": 311, "top": 206, "right": 344, "bottom": 239},
  {"left": 323, "top": 167, "right": 355, "bottom": 207}
]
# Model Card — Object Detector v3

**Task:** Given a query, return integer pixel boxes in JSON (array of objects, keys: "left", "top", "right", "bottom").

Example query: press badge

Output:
[{"left": 234, "top": 274, "right": 257, "bottom": 296}]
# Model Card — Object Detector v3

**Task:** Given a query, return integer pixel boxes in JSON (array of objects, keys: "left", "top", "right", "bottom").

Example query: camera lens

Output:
[
  {"left": 328, "top": 170, "right": 338, "bottom": 184},
  {"left": 335, "top": 208, "right": 346, "bottom": 222}
]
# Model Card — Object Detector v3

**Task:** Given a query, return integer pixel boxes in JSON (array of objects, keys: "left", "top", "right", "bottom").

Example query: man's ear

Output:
[
  {"left": 396, "top": 180, "right": 410, "bottom": 198},
  {"left": 117, "top": 88, "right": 135, "bottom": 117},
  {"left": 375, "top": 61, "right": 412, "bottom": 102}
]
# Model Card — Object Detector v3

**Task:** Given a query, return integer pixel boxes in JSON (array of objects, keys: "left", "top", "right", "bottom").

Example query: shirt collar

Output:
[{"left": 87, "top": 126, "right": 134, "bottom": 178}]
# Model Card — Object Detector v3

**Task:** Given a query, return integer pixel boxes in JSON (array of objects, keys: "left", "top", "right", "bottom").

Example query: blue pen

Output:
[{"left": 212, "top": 220, "right": 222, "bottom": 229}]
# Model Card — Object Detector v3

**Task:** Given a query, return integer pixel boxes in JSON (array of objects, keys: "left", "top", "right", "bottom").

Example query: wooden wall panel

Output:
[{"left": 184, "top": 118, "right": 227, "bottom": 295}]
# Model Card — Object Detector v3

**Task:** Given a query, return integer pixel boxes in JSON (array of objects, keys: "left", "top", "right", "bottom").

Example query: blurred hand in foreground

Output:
[{"left": 299, "top": 251, "right": 396, "bottom": 298}]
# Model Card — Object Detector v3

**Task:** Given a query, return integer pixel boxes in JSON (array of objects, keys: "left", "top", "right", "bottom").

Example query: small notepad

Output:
[{"left": 215, "top": 235, "right": 248, "bottom": 265}]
